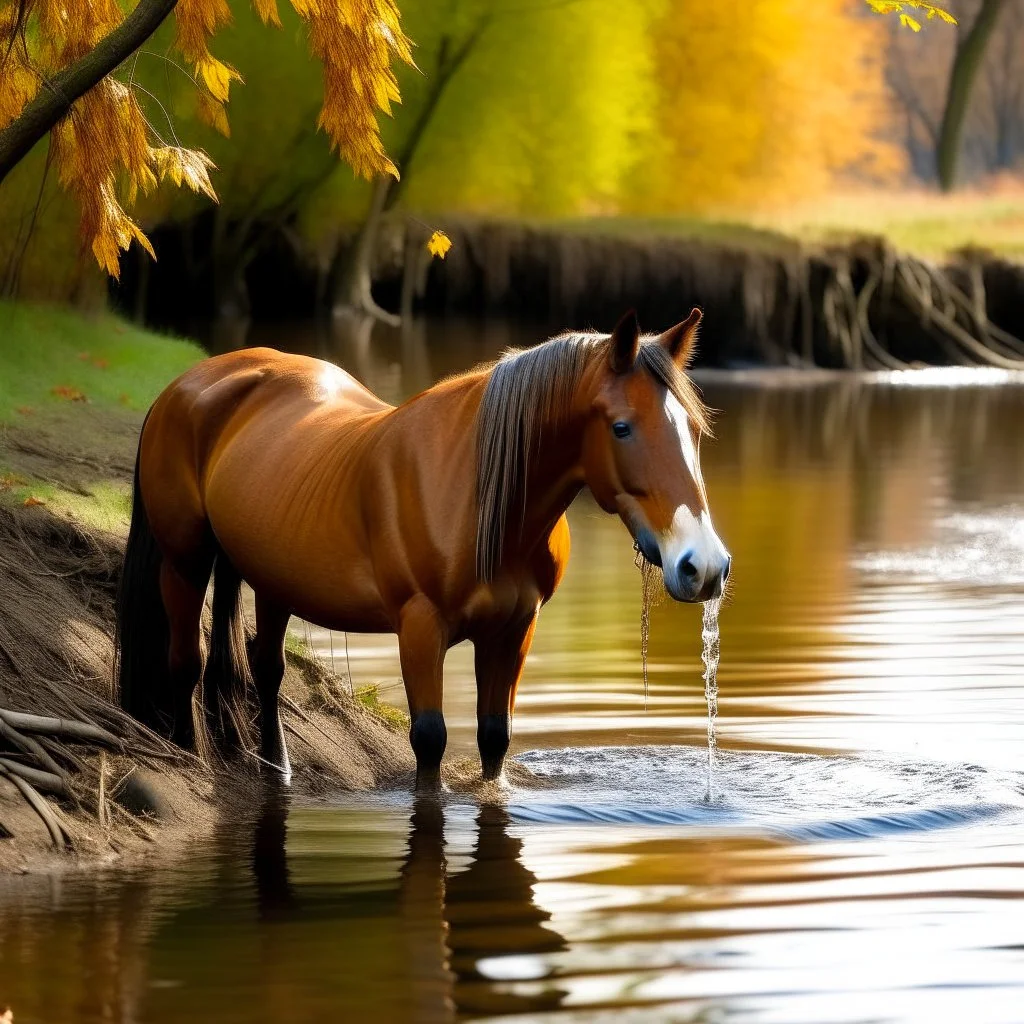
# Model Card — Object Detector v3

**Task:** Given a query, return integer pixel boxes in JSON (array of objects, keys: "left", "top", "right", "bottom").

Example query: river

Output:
[{"left": 3, "top": 317, "right": 1024, "bottom": 1022}]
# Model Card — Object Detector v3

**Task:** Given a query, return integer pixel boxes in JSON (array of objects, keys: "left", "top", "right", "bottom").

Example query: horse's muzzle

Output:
[{"left": 664, "top": 550, "right": 731, "bottom": 603}]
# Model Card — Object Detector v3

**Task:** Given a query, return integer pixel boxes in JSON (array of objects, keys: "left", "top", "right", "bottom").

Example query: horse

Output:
[{"left": 115, "top": 309, "right": 731, "bottom": 788}]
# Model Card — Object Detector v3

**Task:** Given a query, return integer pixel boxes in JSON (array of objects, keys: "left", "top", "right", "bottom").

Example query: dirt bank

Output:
[
  {"left": 114, "top": 215, "right": 1024, "bottom": 369},
  {"left": 0, "top": 408, "right": 415, "bottom": 874}
]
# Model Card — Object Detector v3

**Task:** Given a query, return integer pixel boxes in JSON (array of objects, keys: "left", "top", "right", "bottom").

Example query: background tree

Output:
[
  {"left": 936, "top": 0, "right": 1006, "bottom": 188},
  {"left": 317, "top": 0, "right": 657, "bottom": 319},
  {"left": 885, "top": 0, "right": 1021, "bottom": 184},
  {"left": 627, "top": 0, "right": 902, "bottom": 213}
]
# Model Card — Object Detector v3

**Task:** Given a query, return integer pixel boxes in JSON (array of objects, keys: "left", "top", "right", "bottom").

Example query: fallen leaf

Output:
[
  {"left": 92, "top": 358, "right": 108, "bottom": 369},
  {"left": 426, "top": 229, "right": 452, "bottom": 260},
  {"left": 118, "top": 393, "right": 132, "bottom": 406},
  {"left": 51, "top": 385, "right": 88, "bottom": 402},
  {"left": 15, "top": 406, "right": 33, "bottom": 416},
  {"left": 22, "top": 496, "right": 46, "bottom": 507},
  {"left": 78, "top": 352, "right": 91, "bottom": 361},
  {"left": 0, "top": 472, "right": 27, "bottom": 490}
]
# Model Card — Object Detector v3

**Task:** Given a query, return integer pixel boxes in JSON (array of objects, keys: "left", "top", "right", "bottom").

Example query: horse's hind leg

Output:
[
  {"left": 252, "top": 594, "right": 292, "bottom": 780},
  {"left": 159, "top": 555, "right": 214, "bottom": 750},
  {"left": 474, "top": 614, "right": 538, "bottom": 782}
]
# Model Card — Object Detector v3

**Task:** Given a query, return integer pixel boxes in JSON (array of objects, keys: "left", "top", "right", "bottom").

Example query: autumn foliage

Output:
[{"left": 0, "top": 0, "right": 412, "bottom": 275}]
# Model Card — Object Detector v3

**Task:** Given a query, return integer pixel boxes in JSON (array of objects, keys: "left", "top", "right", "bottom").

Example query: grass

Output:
[
  {"left": 354, "top": 684, "right": 409, "bottom": 732},
  {"left": 0, "top": 301, "right": 202, "bottom": 423},
  {"left": 0, "top": 301, "right": 202, "bottom": 525},
  {"left": 564, "top": 186, "right": 1024, "bottom": 260},
  {"left": 753, "top": 187, "right": 1024, "bottom": 259}
]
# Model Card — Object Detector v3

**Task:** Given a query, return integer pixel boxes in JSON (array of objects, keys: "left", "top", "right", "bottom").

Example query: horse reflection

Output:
[
  {"left": 251, "top": 787, "right": 296, "bottom": 921},
  {"left": 247, "top": 793, "right": 567, "bottom": 1019},
  {"left": 399, "top": 800, "right": 568, "bottom": 1020}
]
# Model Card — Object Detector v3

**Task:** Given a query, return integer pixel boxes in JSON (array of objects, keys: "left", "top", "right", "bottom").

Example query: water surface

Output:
[{"left": 3, "top": 318, "right": 1024, "bottom": 1023}]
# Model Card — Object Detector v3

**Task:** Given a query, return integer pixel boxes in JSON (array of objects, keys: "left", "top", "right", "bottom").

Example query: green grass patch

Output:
[
  {"left": 557, "top": 191, "right": 1024, "bottom": 261},
  {"left": 354, "top": 684, "right": 409, "bottom": 732},
  {"left": 0, "top": 300, "right": 202, "bottom": 423},
  {"left": 0, "top": 301, "right": 203, "bottom": 527}
]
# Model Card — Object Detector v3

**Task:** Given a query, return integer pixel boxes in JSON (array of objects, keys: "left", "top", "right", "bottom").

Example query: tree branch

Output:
[
  {"left": 0, "top": 0, "right": 179, "bottom": 183},
  {"left": 384, "top": 14, "right": 492, "bottom": 212}
]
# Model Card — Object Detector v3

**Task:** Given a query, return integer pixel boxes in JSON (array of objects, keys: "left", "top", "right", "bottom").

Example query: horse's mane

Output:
[{"left": 475, "top": 330, "right": 710, "bottom": 581}]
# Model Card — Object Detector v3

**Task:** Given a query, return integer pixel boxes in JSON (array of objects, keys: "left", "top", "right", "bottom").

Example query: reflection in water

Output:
[
  {"left": 251, "top": 788, "right": 295, "bottom": 921},
  {"left": 4, "top": 322, "right": 1024, "bottom": 1022}
]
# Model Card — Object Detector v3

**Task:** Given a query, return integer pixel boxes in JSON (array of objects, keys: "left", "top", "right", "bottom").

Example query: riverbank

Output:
[
  {"left": 0, "top": 304, "right": 414, "bottom": 873},
  {"left": 113, "top": 205, "right": 1024, "bottom": 370}
]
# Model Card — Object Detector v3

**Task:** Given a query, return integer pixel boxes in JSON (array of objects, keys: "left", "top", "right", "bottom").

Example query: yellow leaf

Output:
[
  {"left": 150, "top": 146, "right": 219, "bottom": 202},
  {"left": 899, "top": 12, "right": 921, "bottom": 30},
  {"left": 23, "top": 496, "right": 46, "bottom": 507},
  {"left": 426, "top": 230, "right": 452, "bottom": 260},
  {"left": 252, "top": 0, "right": 281, "bottom": 26},
  {"left": 196, "top": 91, "right": 231, "bottom": 137},
  {"left": 197, "top": 57, "right": 241, "bottom": 103}
]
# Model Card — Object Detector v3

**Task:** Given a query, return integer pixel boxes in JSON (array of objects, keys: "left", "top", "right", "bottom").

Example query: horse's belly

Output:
[
  {"left": 221, "top": 526, "right": 393, "bottom": 632},
  {"left": 204, "top": 453, "right": 392, "bottom": 632}
]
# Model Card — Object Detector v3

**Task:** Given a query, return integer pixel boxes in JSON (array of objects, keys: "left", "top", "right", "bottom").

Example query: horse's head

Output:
[{"left": 582, "top": 309, "right": 731, "bottom": 602}]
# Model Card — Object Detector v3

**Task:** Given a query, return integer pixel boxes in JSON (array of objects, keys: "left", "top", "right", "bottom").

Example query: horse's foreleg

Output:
[
  {"left": 398, "top": 597, "right": 449, "bottom": 792},
  {"left": 159, "top": 558, "right": 212, "bottom": 750},
  {"left": 252, "top": 595, "right": 292, "bottom": 781},
  {"left": 474, "top": 613, "right": 538, "bottom": 782}
]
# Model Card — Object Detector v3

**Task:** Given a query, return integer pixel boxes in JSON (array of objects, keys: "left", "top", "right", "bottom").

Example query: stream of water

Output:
[{"left": 701, "top": 597, "right": 721, "bottom": 802}]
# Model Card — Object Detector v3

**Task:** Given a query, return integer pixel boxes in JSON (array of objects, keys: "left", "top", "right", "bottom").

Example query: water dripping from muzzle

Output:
[
  {"left": 702, "top": 597, "right": 722, "bottom": 803},
  {"left": 634, "top": 546, "right": 666, "bottom": 710}
]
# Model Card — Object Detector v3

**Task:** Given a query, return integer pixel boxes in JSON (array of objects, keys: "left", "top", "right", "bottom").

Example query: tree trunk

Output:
[
  {"left": 936, "top": 0, "right": 1006, "bottom": 191},
  {"left": 328, "top": 19, "right": 490, "bottom": 325},
  {"left": 329, "top": 175, "right": 399, "bottom": 325},
  {"left": 0, "top": 0, "right": 179, "bottom": 183}
]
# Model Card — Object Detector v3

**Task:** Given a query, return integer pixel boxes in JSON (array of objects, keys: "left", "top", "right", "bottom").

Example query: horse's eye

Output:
[{"left": 612, "top": 421, "right": 632, "bottom": 439}]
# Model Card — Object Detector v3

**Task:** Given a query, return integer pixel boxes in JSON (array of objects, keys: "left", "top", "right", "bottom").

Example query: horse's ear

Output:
[
  {"left": 608, "top": 309, "right": 640, "bottom": 374},
  {"left": 659, "top": 308, "right": 702, "bottom": 367}
]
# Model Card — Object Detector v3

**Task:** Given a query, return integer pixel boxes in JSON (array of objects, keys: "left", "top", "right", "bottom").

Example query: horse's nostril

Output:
[{"left": 679, "top": 552, "right": 699, "bottom": 580}]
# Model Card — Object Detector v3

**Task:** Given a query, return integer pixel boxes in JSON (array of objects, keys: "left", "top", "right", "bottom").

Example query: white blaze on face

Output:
[{"left": 660, "top": 391, "right": 729, "bottom": 596}]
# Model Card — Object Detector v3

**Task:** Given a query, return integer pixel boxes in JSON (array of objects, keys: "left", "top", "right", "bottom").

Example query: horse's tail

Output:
[
  {"left": 203, "top": 553, "right": 255, "bottom": 754},
  {"left": 115, "top": 423, "right": 174, "bottom": 731}
]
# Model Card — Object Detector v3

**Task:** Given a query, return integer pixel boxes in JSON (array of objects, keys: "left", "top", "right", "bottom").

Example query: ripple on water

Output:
[
  {"left": 854, "top": 507, "right": 1024, "bottom": 587},
  {"left": 508, "top": 746, "right": 1024, "bottom": 840}
]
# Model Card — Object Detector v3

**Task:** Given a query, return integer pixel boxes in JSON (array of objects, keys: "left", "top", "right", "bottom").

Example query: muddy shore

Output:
[{"left": 0, "top": 401, "right": 416, "bottom": 874}]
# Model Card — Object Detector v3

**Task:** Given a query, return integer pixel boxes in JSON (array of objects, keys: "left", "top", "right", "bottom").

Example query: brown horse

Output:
[{"left": 115, "top": 309, "right": 730, "bottom": 787}]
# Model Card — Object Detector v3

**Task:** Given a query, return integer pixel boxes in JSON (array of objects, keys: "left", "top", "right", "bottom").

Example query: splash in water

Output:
[{"left": 702, "top": 597, "right": 722, "bottom": 801}]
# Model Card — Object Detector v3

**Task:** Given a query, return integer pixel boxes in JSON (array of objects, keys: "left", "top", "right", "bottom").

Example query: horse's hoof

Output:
[
  {"left": 414, "top": 770, "right": 447, "bottom": 795},
  {"left": 480, "top": 769, "right": 511, "bottom": 792}
]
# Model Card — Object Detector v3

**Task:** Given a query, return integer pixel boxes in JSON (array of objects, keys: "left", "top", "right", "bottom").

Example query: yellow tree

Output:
[
  {"left": 630, "top": 0, "right": 905, "bottom": 213},
  {"left": 0, "top": 0, "right": 413, "bottom": 276}
]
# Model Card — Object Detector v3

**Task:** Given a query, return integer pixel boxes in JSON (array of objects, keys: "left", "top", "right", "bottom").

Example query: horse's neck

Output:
[{"left": 512, "top": 402, "right": 589, "bottom": 560}]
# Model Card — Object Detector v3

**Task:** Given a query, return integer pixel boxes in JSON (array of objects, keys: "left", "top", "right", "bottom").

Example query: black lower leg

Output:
[
  {"left": 478, "top": 712, "right": 511, "bottom": 781},
  {"left": 256, "top": 674, "right": 289, "bottom": 777},
  {"left": 410, "top": 710, "right": 447, "bottom": 790},
  {"left": 170, "top": 679, "right": 197, "bottom": 750}
]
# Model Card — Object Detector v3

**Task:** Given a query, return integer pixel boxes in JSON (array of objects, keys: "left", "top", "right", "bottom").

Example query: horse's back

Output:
[
  {"left": 140, "top": 348, "right": 390, "bottom": 576},
  {"left": 169, "top": 347, "right": 389, "bottom": 419}
]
